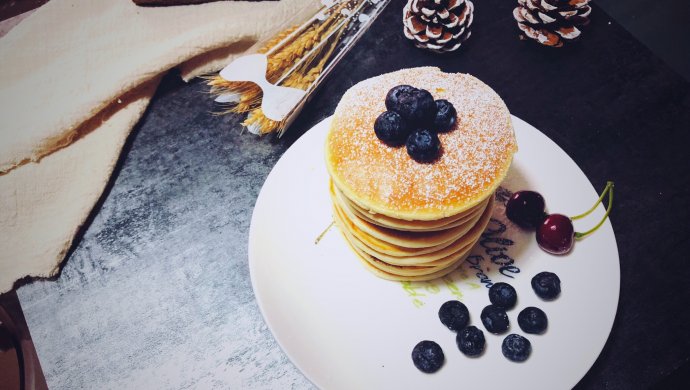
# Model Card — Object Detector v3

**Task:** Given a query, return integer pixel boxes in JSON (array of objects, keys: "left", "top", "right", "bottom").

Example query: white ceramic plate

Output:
[{"left": 248, "top": 116, "right": 619, "bottom": 390}]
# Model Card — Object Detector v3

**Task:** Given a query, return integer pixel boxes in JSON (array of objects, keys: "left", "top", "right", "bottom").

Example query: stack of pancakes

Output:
[{"left": 325, "top": 67, "right": 517, "bottom": 281}]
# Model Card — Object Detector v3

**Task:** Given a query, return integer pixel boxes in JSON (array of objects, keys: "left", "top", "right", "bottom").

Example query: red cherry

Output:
[
  {"left": 532, "top": 181, "right": 615, "bottom": 255},
  {"left": 506, "top": 191, "right": 546, "bottom": 229},
  {"left": 536, "top": 214, "right": 575, "bottom": 255}
]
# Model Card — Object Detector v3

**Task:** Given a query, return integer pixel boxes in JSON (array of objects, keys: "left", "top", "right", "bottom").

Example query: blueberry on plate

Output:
[
  {"left": 518, "top": 306, "right": 548, "bottom": 334},
  {"left": 502, "top": 334, "right": 531, "bottom": 362},
  {"left": 480, "top": 304, "right": 510, "bottom": 334},
  {"left": 433, "top": 99, "right": 457, "bottom": 132},
  {"left": 456, "top": 326, "right": 486, "bottom": 357},
  {"left": 406, "top": 129, "right": 441, "bottom": 163},
  {"left": 438, "top": 300, "right": 470, "bottom": 332},
  {"left": 411, "top": 340, "right": 444, "bottom": 373},
  {"left": 488, "top": 282, "right": 517, "bottom": 310},
  {"left": 385, "top": 85, "right": 436, "bottom": 125},
  {"left": 374, "top": 111, "right": 410, "bottom": 146},
  {"left": 531, "top": 271, "right": 561, "bottom": 300}
]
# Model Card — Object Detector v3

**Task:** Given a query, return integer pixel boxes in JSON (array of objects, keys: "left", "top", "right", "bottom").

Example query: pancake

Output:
[
  {"left": 341, "top": 184, "right": 486, "bottom": 232},
  {"left": 335, "top": 197, "right": 493, "bottom": 267},
  {"left": 343, "top": 235, "right": 472, "bottom": 282},
  {"left": 332, "top": 202, "right": 465, "bottom": 257},
  {"left": 325, "top": 67, "right": 516, "bottom": 221},
  {"left": 325, "top": 67, "right": 516, "bottom": 281},
  {"left": 335, "top": 218, "right": 470, "bottom": 276},
  {"left": 333, "top": 195, "right": 493, "bottom": 268},
  {"left": 330, "top": 181, "right": 487, "bottom": 249},
  {"left": 333, "top": 201, "right": 472, "bottom": 259}
]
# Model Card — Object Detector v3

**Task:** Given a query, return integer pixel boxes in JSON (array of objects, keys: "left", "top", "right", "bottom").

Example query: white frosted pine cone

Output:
[
  {"left": 513, "top": 0, "right": 592, "bottom": 47},
  {"left": 403, "top": 0, "right": 474, "bottom": 53}
]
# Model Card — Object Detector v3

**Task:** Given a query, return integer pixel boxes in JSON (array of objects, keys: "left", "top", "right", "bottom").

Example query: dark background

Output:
[{"left": 596, "top": 0, "right": 690, "bottom": 82}]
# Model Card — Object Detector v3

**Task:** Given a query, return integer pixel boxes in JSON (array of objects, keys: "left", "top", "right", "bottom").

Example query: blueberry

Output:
[
  {"left": 501, "top": 334, "right": 531, "bottom": 362},
  {"left": 438, "top": 300, "right": 470, "bottom": 332},
  {"left": 374, "top": 111, "right": 410, "bottom": 146},
  {"left": 433, "top": 99, "right": 457, "bottom": 132},
  {"left": 385, "top": 85, "right": 417, "bottom": 113},
  {"left": 411, "top": 340, "right": 444, "bottom": 373},
  {"left": 406, "top": 129, "right": 441, "bottom": 163},
  {"left": 385, "top": 85, "right": 436, "bottom": 125},
  {"left": 531, "top": 271, "right": 561, "bottom": 300},
  {"left": 488, "top": 282, "right": 517, "bottom": 310},
  {"left": 518, "top": 307, "right": 548, "bottom": 334},
  {"left": 410, "top": 89, "right": 437, "bottom": 124},
  {"left": 480, "top": 304, "right": 510, "bottom": 334},
  {"left": 456, "top": 326, "right": 486, "bottom": 357}
]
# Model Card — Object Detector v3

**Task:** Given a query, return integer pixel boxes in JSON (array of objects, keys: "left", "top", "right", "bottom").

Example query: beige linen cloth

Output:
[{"left": 0, "top": 0, "right": 318, "bottom": 293}]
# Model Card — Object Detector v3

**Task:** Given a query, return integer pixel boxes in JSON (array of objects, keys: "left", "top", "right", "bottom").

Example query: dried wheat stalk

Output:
[{"left": 210, "top": 0, "right": 358, "bottom": 135}]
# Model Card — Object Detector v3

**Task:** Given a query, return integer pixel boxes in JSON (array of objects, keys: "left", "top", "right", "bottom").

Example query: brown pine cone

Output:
[
  {"left": 403, "top": 0, "right": 474, "bottom": 53},
  {"left": 513, "top": 0, "right": 592, "bottom": 47}
]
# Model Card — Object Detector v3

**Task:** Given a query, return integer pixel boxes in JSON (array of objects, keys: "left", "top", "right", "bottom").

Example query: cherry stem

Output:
[
  {"left": 571, "top": 181, "right": 613, "bottom": 220},
  {"left": 574, "top": 181, "right": 614, "bottom": 240}
]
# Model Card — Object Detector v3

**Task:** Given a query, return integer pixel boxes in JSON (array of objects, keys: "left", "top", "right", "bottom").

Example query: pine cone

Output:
[
  {"left": 513, "top": 0, "right": 592, "bottom": 47},
  {"left": 403, "top": 0, "right": 474, "bottom": 53}
]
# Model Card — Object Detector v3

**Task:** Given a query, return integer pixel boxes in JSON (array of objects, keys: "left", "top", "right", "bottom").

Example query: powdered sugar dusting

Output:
[{"left": 327, "top": 67, "right": 517, "bottom": 219}]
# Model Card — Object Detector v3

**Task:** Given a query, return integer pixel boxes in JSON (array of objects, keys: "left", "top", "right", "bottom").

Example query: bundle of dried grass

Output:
[{"left": 208, "top": 0, "right": 387, "bottom": 136}]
